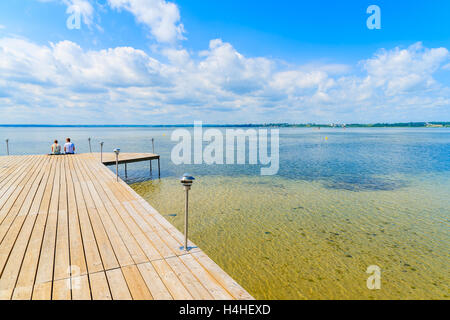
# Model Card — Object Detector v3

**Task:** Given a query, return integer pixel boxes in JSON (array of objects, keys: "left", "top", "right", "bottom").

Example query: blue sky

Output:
[{"left": 0, "top": 0, "right": 449, "bottom": 124}]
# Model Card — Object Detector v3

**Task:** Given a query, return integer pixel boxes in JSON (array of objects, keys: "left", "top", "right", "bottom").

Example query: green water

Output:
[{"left": 132, "top": 173, "right": 449, "bottom": 300}]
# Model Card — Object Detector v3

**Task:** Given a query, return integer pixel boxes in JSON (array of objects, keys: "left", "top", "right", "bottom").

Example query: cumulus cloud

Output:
[
  {"left": 107, "top": 0, "right": 185, "bottom": 43},
  {"left": 37, "top": 0, "right": 184, "bottom": 42},
  {"left": 362, "top": 42, "right": 449, "bottom": 95},
  {"left": 0, "top": 37, "right": 449, "bottom": 124}
]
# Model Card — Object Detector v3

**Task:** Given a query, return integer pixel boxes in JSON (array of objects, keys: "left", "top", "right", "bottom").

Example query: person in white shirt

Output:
[{"left": 64, "top": 138, "right": 75, "bottom": 154}]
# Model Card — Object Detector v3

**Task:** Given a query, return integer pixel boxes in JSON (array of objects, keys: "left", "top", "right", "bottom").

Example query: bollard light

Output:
[
  {"left": 100, "top": 142, "right": 104, "bottom": 163},
  {"left": 5, "top": 139, "right": 9, "bottom": 156},
  {"left": 113, "top": 148, "right": 120, "bottom": 181},
  {"left": 88, "top": 137, "right": 92, "bottom": 153},
  {"left": 180, "top": 173, "right": 195, "bottom": 251}
]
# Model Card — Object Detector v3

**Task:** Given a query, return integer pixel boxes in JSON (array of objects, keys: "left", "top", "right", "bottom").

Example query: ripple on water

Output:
[{"left": 132, "top": 174, "right": 450, "bottom": 300}]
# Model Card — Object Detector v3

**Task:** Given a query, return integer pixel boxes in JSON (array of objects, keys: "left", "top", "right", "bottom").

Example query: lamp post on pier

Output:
[
  {"left": 100, "top": 142, "right": 104, "bottom": 163},
  {"left": 113, "top": 148, "right": 120, "bottom": 182},
  {"left": 180, "top": 174, "right": 195, "bottom": 251}
]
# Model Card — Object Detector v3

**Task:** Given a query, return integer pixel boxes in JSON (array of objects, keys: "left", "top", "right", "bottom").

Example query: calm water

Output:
[{"left": 1, "top": 127, "right": 449, "bottom": 299}]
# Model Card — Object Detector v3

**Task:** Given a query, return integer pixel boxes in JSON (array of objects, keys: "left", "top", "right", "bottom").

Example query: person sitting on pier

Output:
[
  {"left": 51, "top": 140, "right": 61, "bottom": 155},
  {"left": 64, "top": 138, "right": 76, "bottom": 154}
]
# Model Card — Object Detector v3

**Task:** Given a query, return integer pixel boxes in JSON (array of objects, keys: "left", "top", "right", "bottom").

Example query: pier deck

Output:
[
  {"left": 98, "top": 152, "right": 160, "bottom": 166},
  {"left": 0, "top": 154, "right": 253, "bottom": 300}
]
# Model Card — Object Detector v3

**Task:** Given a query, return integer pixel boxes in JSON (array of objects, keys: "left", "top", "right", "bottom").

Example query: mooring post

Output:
[
  {"left": 125, "top": 163, "right": 127, "bottom": 178},
  {"left": 150, "top": 160, "right": 152, "bottom": 175},
  {"left": 100, "top": 142, "right": 104, "bottom": 163},
  {"left": 88, "top": 138, "right": 92, "bottom": 153},
  {"left": 152, "top": 138, "right": 155, "bottom": 154},
  {"left": 158, "top": 157, "right": 161, "bottom": 178},
  {"left": 113, "top": 148, "right": 120, "bottom": 182},
  {"left": 180, "top": 174, "right": 195, "bottom": 251},
  {"left": 5, "top": 139, "right": 9, "bottom": 156}
]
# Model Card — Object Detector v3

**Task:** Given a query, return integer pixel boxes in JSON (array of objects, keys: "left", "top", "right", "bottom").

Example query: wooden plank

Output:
[
  {"left": 137, "top": 262, "right": 173, "bottom": 300},
  {"left": 0, "top": 156, "right": 34, "bottom": 199},
  {"left": 13, "top": 157, "right": 58, "bottom": 300},
  {"left": 34, "top": 156, "right": 61, "bottom": 294},
  {"left": 0, "top": 153, "right": 253, "bottom": 300},
  {"left": 0, "top": 157, "right": 48, "bottom": 277},
  {"left": 0, "top": 157, "right": 54, "bottom": 299},
  {"left": 98, "top": 153, "right": 160, "bottom": 166},
  {"left": 192, "top": 251, "right": 254, "bottom": 300},
  {"left": 89, "top": 272, "right": 112, "bottom": 300},
  {"left": 75, "top": 157, "right": 135, "bottom": 268},
  {"left": 54, "top": 157, "right": 71, "bottom": 282},
  {"left": 106, "top": 268, "right": 132, "bottom": 300},
  {"left": 0, "top": 156, "right": 44, "bottom": 230},
  {"left": 71, "top": 274, "right": 91, "bottom": 300},
  {"left": 151, "top": 259, "right": 193, "bottom": 300},
  {"left": 52, "top": 279, "right": 71, "bottom": 300},
  {"left": 32, "top": 282, "right": 52, "bottom": 300},
  {"left": 66, "top": 156, "right": 88, "bottom": 278},
  {"left": 121, "top": 265, "right": 153, "bottom": 300},
  {"left": 165, "top": 256, "right": 214, "bottom": 300},
  {"left": 91, "top": 163, "right": 178, "bottom": 261},
  {"left": 70, "top": 157, "right": 104, "bottom": 275},
  {"left": 71, "top": 157, "right": 119, "bottom": 272},
  {"left": 89, "top": 155, "right": 250, "bottom": 300},
  {"left": 79, "top": 158, "right": 153, "bottom": 265},
  {"left": 179, "top": 254, "right": 233, "bottom": 300}
]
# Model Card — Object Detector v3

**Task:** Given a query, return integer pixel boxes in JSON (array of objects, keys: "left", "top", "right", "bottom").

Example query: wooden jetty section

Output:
[
  {"left": 98, "top": 152, "right": 160, "bottom": 166},
  {"left": 0, "top": 153, "right": 253, "bottom": 300},
  {"left": 97, "top": 152, "right": 161, "bottom": 179}
]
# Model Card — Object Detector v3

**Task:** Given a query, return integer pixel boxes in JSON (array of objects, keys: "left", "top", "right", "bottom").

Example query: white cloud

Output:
[
  {"left": 0, "top": 38, "right": 449, "bottom": 124},
  {"left": 0, "top": 25, "right": 5, "bottom": 30},
  {"left": 107, "top": 0, "right": 185, "bottom": 43},
  {"left": 362, "top": 42, "right": 449, "bottom": 95},
  {"left": 38, "top": 0, "right": 184, "bottom": 43}
]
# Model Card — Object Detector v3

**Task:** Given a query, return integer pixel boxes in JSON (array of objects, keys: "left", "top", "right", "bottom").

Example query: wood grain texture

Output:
[{"left": 0, "top": 154, "right": 253, "bottom": 300}]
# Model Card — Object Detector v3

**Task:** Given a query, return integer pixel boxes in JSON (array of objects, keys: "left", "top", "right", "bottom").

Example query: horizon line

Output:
[{"left": 0, "top": 122, "right": 449, "bottom": 128}]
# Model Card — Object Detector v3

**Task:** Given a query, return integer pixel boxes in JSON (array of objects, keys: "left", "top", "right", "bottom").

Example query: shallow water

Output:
[
  {"left": 133, "top": 173, "right": 449, "bottom": 299},
  {"left": 1, "top": 126, "right": 449, "bottom": 299}
]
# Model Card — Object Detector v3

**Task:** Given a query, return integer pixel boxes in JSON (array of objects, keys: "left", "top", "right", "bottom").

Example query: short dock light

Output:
[
  {"left": 100, "top": 142, "right": 104, "bottom": 162},
  {"left": 5, "top": 139, "right": 9, "bottom": 156},
  {"left": 180, "top": 174, "right": 195, "bottom": 251},
  {"left": 113, "top": 148, "right": 120, "bottom": 181},
  {"left": 88, "top": 137, "right": 92, "bottom": 153}
]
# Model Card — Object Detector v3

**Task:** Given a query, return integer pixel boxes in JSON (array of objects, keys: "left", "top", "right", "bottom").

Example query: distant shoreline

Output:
[{"left": 0, "top": 122, "right": 449, "bottom": 128}]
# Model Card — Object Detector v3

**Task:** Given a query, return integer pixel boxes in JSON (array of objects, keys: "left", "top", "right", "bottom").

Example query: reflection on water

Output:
[{"left": 1, "top": 126, "right": 449, "bottom": 299}]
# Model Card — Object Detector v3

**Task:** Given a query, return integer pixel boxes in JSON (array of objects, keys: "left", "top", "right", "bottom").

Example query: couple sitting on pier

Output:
[{"left": 50, "top": 138, "right": 75, "bottom": 155}]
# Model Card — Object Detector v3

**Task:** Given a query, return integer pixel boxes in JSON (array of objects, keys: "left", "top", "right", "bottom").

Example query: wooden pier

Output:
[
  {"left": 97, "top": 152, "right": 161, "bottom": 178},
  {"left": 0, "top": 153, "right": 253, "bottom": 300}
]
